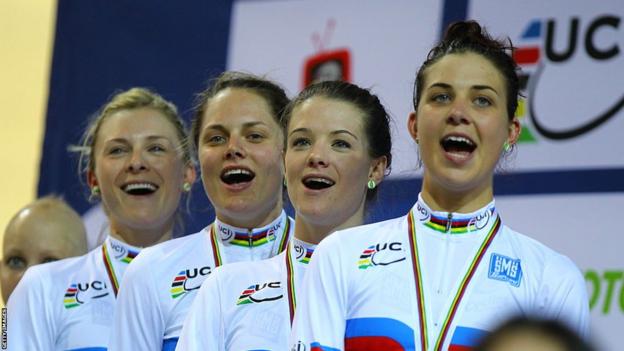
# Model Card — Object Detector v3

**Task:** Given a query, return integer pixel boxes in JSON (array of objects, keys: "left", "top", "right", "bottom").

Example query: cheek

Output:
[
  {"left": 284, "top": 153, "right": 304, "bottom": 177},
  {"left": 257, "top": 147, "right": 284, "bottom": 170}
]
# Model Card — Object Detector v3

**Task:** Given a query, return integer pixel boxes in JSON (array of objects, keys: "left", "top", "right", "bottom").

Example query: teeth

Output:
[
  {"left": 223, "top": 169, "right": 252, "bottom": 177},
  {"left": 445, "top": 136, "right": 474, "bottom": 145},
  {"left": 306, "top": 177, "right": 334, "bottom": 185},
  {"left": 123, "top": 183, "right": 157, "bottom": 192}
]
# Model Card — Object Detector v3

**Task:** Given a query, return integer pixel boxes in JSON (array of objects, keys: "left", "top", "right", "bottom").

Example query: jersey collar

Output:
[
  {"left": 214, "top": 210, "right": 290, "bottom": 248},
  {"left": 290, "top": 237, "right": 317, "bottom": 265},
  {"left": 413, "top": 194, "right": 498, "bottom": 235}
]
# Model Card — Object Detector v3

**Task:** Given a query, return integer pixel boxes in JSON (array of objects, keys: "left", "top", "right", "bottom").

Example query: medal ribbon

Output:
[
  {"left": 408, "top": 210, "right": 501, "bottom": 350},
  {"left": 102, "top": 244, "right": 120, "bottom": 297},
  {"left": 285, "top": 244, "right": 296, "bottom": 325}
]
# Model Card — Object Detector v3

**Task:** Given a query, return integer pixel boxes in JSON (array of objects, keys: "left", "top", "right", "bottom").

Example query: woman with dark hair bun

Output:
[{"left": 290, "top": 21, "right": 589, "bottom": 351}]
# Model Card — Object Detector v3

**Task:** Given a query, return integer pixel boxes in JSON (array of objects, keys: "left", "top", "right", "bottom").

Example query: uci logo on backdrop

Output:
[{"left": 514, "top": 15, "right": 622, "bottom": 142}]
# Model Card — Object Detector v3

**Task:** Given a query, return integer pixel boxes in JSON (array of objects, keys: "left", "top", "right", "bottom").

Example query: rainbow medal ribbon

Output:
[
  {"left": 102, "top": 243, "right": 120, "bottom": 297},
  {"left": 285, "top": 244, "right": 297, "bottom": 325},
  {"left": 210, "top": 224, "right": 225, "bottom": 268},
  {"left": 407, "top": 210, "right": 501, "bottom": 350}
]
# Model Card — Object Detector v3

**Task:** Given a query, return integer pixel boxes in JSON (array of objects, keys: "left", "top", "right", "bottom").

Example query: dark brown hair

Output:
[{"left": 413, "top": 20, "right": 520, "bottom": 120}]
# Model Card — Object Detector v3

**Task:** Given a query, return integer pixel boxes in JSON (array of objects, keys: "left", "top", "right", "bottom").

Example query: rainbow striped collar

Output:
[
  {"left": 413, "top": 196, "right": 497, "bottom": 235},
  {"left": 290, "top": 237, "right": 316, "bottom": 265},
  {"left": 106, "top": 236, "right": 141, "bottom": 264},
  {"left": 102, "top": 236, "right": 143, "bottom": 296},
  {"left": 215, "top": 210, "right": 290, "bottom": 248}
]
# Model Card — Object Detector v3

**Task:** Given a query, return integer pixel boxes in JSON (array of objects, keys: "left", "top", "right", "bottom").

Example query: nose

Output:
[
  {"left": 307, "top": 144, "right": 329, "bottom": 168},
  {"left": 224, "top": 136, "right": 246, "bottom": 160},
  {"left": 446, "top": 99, "right": 471, "bottom": 126},
  {"left": 127, "top": 150, "right": 148, "bottom": 173}
]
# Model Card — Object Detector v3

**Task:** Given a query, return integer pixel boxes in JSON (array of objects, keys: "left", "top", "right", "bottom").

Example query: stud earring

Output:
[
  {"left": 503, "top": 141, "right": 511, "bottom": 152},
  {"left": 367, "top": 179, "right": 376, "bottom": 190},
  {"left": 90, "top": 186, "right": 100, "bottom": 197},
  {"left": 182, "top": 182, "right": 192, "bottom": 192}
]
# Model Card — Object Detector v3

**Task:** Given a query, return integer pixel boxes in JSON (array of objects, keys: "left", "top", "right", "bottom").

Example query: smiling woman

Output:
[
  {"left": 175, "top": 80, "right": 392, "bottom": 351},
  {"left": 6, "top": 88, "right": 196, "bottom": 350},
  {"left": 290, "top": 21, "right": 590, "bottom": 351},
  {"left": 109, "top": 72, "right": 296, "bottom": 351}
]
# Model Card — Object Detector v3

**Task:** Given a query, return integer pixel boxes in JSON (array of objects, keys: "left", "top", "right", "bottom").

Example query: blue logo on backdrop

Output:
[{"left": 488, "top": 253, "right": 523, "bottom": 287}]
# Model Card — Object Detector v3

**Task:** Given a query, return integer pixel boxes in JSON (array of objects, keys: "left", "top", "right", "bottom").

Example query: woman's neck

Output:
[
  {"left": 216, "top": 202, "right": 283, "bottom": 230},
  {"left": 421, "top": 177, "right": 494, "bottom": 213},
  {"left": 109, "top": 223, "right": 172, "bottom": 248},
  {"left": 294, "top": 206, "right": 365, "bottom": 245}
]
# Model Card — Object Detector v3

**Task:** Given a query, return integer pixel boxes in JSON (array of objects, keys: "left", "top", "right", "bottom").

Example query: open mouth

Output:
[
  {"left": 121, "top": 182, "right": 158, "bottom": 195},
  {"left": 302, "top": 176, "right": 335, "bottom": 190},
  {"left": 440, "top": 135, "right": 477, "bottom": 154},
  {"left": 221, "top": 168, "right": 255, "bottom": 185}
]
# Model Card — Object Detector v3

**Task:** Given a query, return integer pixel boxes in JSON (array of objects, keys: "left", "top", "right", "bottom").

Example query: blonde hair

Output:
[{"left": 76, "top": 87, "right": 193, "bottom": 179}]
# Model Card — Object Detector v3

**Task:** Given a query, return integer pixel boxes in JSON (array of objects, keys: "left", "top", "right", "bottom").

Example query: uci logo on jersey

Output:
[
  {"left": 170, "top": 266, "right": 212, "bottom": 299},
  {"left": 236, "top": 281, "right": 283, "bottom": 305},
  {"left": 219, "top": 226, "right": 234, "bottom": 241},
  {"left": 471, "top": 208, "right": 493, "bottom": 230},
  {"left": 63, "top": 280, "right": 110, "bottom": 309},
  {"left": 358, "top": 242, "right": 406, "bottom": 270},
  {"left": 488, "top": 253, "right": 523, "bottom": 287},
  {"left": 111, "top": 241, "right": 127, "bottom": 259}
]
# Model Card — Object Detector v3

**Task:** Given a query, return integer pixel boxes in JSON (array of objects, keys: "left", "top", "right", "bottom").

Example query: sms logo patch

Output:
[{"left": 488, "top": 253, "right": 523, "bottom": 287}]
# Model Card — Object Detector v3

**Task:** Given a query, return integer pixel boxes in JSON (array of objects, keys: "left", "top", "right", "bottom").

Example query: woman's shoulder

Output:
[{"left": 499, "top": 226, "right": 581, "bottom": 275}]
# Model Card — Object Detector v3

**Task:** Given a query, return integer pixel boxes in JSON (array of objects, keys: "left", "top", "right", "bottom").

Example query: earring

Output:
[
  {"left": 367, "top": 179, "right": 376, "bottom": 190},
  {"left": 91, "top": 186, "right": 100, "bottom": 197},
  {"left": 283, "top": 178, "right": 287, "bottom": 187},
  {"left": 182, "top": 182, "right": 192, "bottom": 192},
  {"left": 415, "top": 138, "right": 420, "bottom": 144},
  {"left": 503, "top": 141, "right": 511, "bottom": 152}
]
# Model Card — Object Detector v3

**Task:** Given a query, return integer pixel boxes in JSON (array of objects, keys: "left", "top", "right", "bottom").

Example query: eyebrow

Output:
[
  {"left": 472, "top": 85, "right": 499, "bottom": 96},
  {"left": 204, "top": 121, "right": 269, "bottom": 134},
  {"left": 428, "top": 82, "right": 499, "bottom": 96},
  {"left": 289, "top": 128, "right": 359, "bottom": 140},
  {"left": 105, "top": 135, "right": 171, "bottom": 144}
]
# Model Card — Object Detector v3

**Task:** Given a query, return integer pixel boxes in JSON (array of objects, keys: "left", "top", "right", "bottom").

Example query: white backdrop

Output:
[
  {"left": 228, "top": 1, "right": 623, "bottom": 349},
  {"left": 468, "top": 1, "right": 623, "bottom": 349},
  {"left": 228, "top": 0, "right": 442, "bottom": 178}
]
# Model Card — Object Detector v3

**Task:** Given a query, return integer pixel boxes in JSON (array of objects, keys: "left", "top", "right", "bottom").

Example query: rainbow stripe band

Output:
[
  {"left": 230, "top": 231, "right": 274, "bottom": 247},
  {"left": 210, "top": 218, "right": 292, "bottom": 268},
  {"left": 63, "top": 284, "right": 80, "bottom": 309},
  {"left": 285, "top": 245, "right": 297, "bottom": 325},
  {"left": 210, "top": 225, "right": 224, "bottom": 268},
  {"left": 278, "top": 219, "right": 291, "bottom": 253},
  {"left": 408, "top": 210, "right": 501, "bottom": 350},
  {"left": 102, "top": 244, "right": 119, "bottom": 297},
  {"left": 299, "top": 247, "right": 314, "bottom": 264},
  {"left": 236, "top": 286, "right": 255, "bottom": 305},
  {"left": 121, "top": 249, "right": 138, "bottom": 263}
]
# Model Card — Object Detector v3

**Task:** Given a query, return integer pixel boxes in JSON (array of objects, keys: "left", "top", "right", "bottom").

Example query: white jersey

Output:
[
  {"left": 290, "top": 196, "right": 589, "bottom": 351},
  {"left": 7, "top": 235, "right": 142, "bottom": 351},
  {"left": 110, "top": 211, "right": 294, "bottom": 351},
  {"left": 176, "top": 237, "right": 315, "bottom": 351}
]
